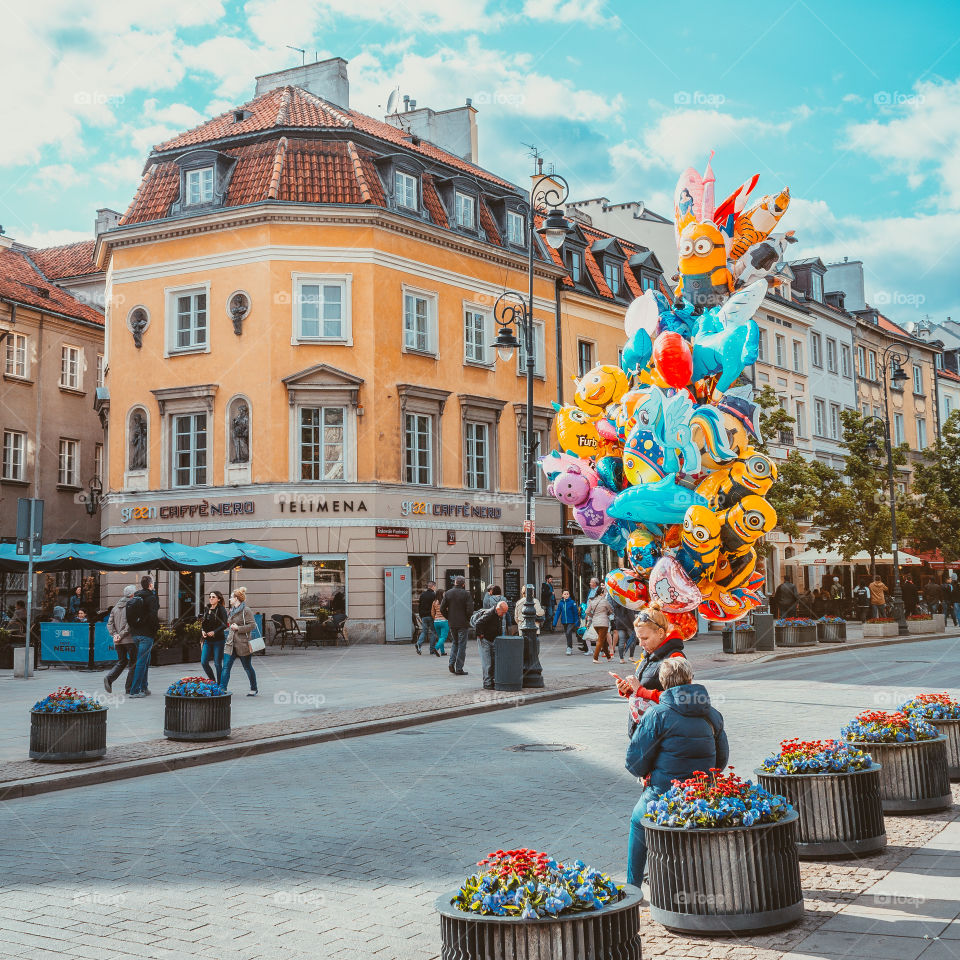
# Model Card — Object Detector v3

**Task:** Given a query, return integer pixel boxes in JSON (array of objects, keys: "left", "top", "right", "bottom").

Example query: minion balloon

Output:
[
  {"left": 676, "top": 505, "right": 722, "bottom": 587},
  {"left": 696, "top": 450, "right": 777, "bottom": 511},
  {"left": 717, "top": 494, "right": 777, "bottom": 557},
  {"left": 675, "top": 221, "right": 734, "bottom": 309}
]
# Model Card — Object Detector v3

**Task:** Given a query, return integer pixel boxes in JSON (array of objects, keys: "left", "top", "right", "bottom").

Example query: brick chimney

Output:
[{"left": 255, "top": 57, "right": 350, "bottom": 108}]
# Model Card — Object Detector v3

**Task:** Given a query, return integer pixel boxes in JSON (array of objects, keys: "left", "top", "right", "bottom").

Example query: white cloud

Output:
[
  {"left": 845, "top": 78, "right": 960, "bottom": 209},
  {"left": 28, "top": 164, "right": 87, "bottom": 191},
  {"left": 521, "top": 0, "right": 619, "bottom": 27},
  {"left": 17, "top": 226, "right": 92, "bottom": 248}
]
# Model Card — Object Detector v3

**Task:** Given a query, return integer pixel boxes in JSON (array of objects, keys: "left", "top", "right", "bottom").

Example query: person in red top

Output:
[{"left": 611, "top": 602, "right": 687, "bottom": 737}]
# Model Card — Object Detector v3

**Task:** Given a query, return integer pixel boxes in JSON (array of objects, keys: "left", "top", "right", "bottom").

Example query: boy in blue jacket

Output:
[{"left": 552, "top": 590, "right": 581, "bottom": 655}]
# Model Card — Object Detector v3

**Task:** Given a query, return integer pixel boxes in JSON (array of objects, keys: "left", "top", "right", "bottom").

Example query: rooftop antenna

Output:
[
  {"left": 286, "top": 45, "right": 306, "bottom": 65},
  {"left": 523, "top": 142, "right": 542, "bottom": 174}
]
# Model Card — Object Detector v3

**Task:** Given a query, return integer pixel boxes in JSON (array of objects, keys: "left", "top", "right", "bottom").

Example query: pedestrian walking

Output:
[
  {"left": 951, "top": 575, "right": 960, "bottom": 627},
  {"left": 540, "top": 576, "right": 556, "bottom": 632},
  {"left": 853, "top": 579, "right": 871, "bottom": 621},
  {"left": 612, "top": 599, "right": 638, "bottom": 663},
  {"left": 829, "top": 576, "right": 844, "bottom": 616},
  {"left": 773, "top": 579, "right": 798, "bottom": 618},
  {"left": 868, "top": 575, "right": 889, "bottom": 618},
  {"left": 440, "top": 576, "right": 474, "bottom": 675},
  {"left": 103, "top": 585, "right": 139, "bottom": 695},
  {"left": 432, "top": 589, "right": 448, "bottom": 655},
  {"left": 553, "top": 590, "right": 581, "bottom": 654},
  {"left": 923, "top": 577, "right": 943, "bottom": 615},
  {"left": 586, "top": 577, "right": 601, "bottom": 602},
  {"left": 415, "top": 580, "right": 438, "bottom": 656},
  {"left": 222, "top": 587, "right": 259, "bottom": 696},
  {"left": 901, "top": 575, "right": 919, "bottom": 617},
  {"left": 624, "top": 658, "right": 728, "bottom": 890},
  {"left": 941, "top": 575, "right": 958, "bottom": 627},
  {"left": 514, "top": 594, "right": 544, "bottom": 635},
  {"left": 475, "top": 600, "right": 509, "bottom": 689},
  {"left": 200, "top": 590, "right": 229, "bottom": 683},
  {"left": 128, "top": 575, "right": 159, "bottom": 698},
  {"left": 612, "top": 602, "right": 687, "bottom": 737},
  {"left": 586, "top": 586, "right": 613, "bottom": 662}
]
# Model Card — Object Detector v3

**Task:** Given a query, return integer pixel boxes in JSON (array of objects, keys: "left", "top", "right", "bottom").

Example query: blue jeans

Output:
[
  {"left": 129, "top": 636, "right": 153, "bottom": 695},
  {"left": 448, "top": 627, "right": 470, "bottom": 671},
  {"left": 627, "top": 785, "right": 659, "bottom": 886},
  {"left": 222, "top": 652, "right": 257, "bottom": 692},
  {"left": 953, "top": 602, "right": 960, "bottom": 627},
  {"left": 417, "top": 616, "right": 436, "bottom": 652},
  {"left": 201, "top": 639, "right": 225, "bottom": 683}
]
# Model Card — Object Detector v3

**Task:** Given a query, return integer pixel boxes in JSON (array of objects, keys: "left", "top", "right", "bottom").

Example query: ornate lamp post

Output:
[
  {"left": 864, "top": 346, "right": 910, "bottom": 634},
  {"left": 491, "top": 172, "right": 572, "bottom": 688},
  {"left": 80, "top": 475, "right": 104, "bottom": 517}
]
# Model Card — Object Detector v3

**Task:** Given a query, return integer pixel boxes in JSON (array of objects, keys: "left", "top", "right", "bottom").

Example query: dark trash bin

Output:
[{"left": 494, "top": 634, "right": 523, "bottom": 691}]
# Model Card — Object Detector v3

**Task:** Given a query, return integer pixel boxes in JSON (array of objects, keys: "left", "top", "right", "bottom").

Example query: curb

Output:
[
  {"left": 0, "top": 680, "right": 606, "bottom": 802},
  {"left": 754, "top": 629, "right": 960, "bottom": 663}
]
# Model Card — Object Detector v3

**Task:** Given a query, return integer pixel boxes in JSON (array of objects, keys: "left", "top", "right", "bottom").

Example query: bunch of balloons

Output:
[{"left": 542, "top": 154, "right": 791, "bottom": 627}]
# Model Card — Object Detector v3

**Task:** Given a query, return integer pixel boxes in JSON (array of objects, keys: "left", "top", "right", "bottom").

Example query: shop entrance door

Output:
[
  {"left": 468, "top": 555, "right": 492, "bottom": 608},
  {"left": 177, "top": 571, "right": 203, "bottom": 621}
]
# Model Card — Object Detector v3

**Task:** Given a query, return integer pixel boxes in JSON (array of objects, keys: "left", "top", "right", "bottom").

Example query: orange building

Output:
[{"left": 96, "top": 60, "right": 577, "bottom": 639}]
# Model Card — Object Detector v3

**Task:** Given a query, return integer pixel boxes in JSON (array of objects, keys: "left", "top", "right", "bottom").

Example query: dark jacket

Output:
[
  {"left": 634, "top": 633, "right": 686, "bottom": 694},
  {"left": 774, "top": 581, "right": 798, "bottom": 616},
  {"left": 611, "top": 599, "right": 636, "bottom": 636},
  {"left": 924, "top": 581, "right": 943, "bottom": 604},
  {"left": 902, "top": 580, "right": 919, "bottom": 609},
  {"left": 201, "top": 604, "right": 229, "bottom": 643},
  {"left": 132, "top": 587, "right": 160, "bottom": 639},
  {"left": 441, "top": 587, "right": 474, "bottom": 632},
  {"left": 553, "top": 597, "right": 580, "bottom": 626},
  {"left": 417, "top": 588, "right": 436, "bottom": 619},
  {"left": 625, "top": 683, "right": 729, "bottom": 792},
  {"left": 67, "top": 593, "right": 83, "bottom": 620},
  {"left": 474, "top": 606, "right": 503, "bottom": 642},
  {"left": 539, "top": 581, "right": 555, "bottom": 608}
]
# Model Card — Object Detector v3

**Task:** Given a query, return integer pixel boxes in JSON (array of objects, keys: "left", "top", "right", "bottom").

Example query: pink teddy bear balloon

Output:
[{"left": 547, "top": 463, "right": 616, "bottom": 541}]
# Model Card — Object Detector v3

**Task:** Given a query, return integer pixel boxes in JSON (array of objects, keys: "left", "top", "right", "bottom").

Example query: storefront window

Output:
[
  {"left": 299, "top": 557, "right": 347, "bottom": 617},
  {"left": 408, "top": 556, "right": 435, "bottom": 595}
]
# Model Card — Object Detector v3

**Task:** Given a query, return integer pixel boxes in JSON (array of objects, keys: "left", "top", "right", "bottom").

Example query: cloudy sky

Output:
[{"left": 3, "top": 0, "right": 959, "bottom": 324}]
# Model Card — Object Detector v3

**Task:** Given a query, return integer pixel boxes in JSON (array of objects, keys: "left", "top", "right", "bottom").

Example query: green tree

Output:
[
  {"left": 906, "top": 410, "right": 960, "bottom": 560},
  {"left": 811, "top": 409, "right": 910, "bottom": 576}
]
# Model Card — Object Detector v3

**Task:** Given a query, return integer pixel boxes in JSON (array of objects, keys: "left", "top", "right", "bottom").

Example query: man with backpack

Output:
[
  {"left": 473, "top": 600, "right": 509, "bottom": 690},
  {"left": 103, "top": 585, "right": 139, "bottom": 694},
  {"left": 128, "top": 575, "right": 160, "bottom": 698},
  {"left": 440, "top": 576, "right": 474, "bottom": 676}
]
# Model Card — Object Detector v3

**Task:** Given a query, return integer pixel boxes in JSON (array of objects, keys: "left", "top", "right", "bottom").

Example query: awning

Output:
[{"left": 786, "top": 547, "right": 924, "bottom": 566}]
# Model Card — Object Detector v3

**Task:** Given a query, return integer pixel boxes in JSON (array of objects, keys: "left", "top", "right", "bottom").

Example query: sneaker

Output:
[
  {"left": 128, "top": 692, "right": 146, "bottom": 698},
  {"left": 416, "top": 645, "right": 422, "bottom": 655},
  {"left": 103, "top": 676, "right": 112, "bottom": 693},
  {"left": 566, "top": 649, "right": 573, "bottom": 655},
  {"left": 454, "top": 670, "right": 468, "bottom": 676},
  {"left": 620, "top": 658, "right": 626, "bottom": 664},
  {"left": 247, "top": 690, "right": 259, "bottom": 697},
  {"left": 143, "top": 689, "right": 152, "bottom": 696}
]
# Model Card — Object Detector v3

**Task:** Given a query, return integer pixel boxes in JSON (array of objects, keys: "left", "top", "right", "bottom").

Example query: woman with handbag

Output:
[
  {"left": 585, "top": 586, "right": 613, "bottom": 662},
  {"left": 200, "top": 590, "right": 229, "bottom": 684},
  {"left": 221, "top": 587, "right": 259, "bottom": 696}
]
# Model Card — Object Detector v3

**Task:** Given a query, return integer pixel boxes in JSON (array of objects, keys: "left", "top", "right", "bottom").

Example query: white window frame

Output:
[
  {"left": 810, "top": 332, "right": 822, "bottom": 368},
  {"left": 794, "top": 401, "right": 806, "bottom": 439},
  {"left": 826, "top": 338, "right": 837, "bottom": 373},
  {"left": 757, "top": 329, "right": 767, "bottom": 362},
  {"left": 2, "top": 430, "right": 26, "bottom": 481},
  {"left": 402, "top": 286, "right": 438, "bottom": 356},
  {"left": 517, "top": 321, "right": 546, "bottom": 379},
  {"left": 604, "top": 260, "right": 622, "bottom": 295},
  {"left": 58, "top": 438, "right": 79, "bottom": 487},
  {"left": 814, "top": 399, "right": 826, "bottom": 437},
  {"left": 171, "top": 413, "right": 208, "bottom": 488},
  {"left": 395, "top": 170, "right": 418, "bottom": 210},
  {"left": 917, "top": 417, "right": 927, "bottom": 450},
  {"left": 868, "top": 351, "right": 877, "bottom": 381},
  {"left": 96, "top": 353, "right": 104, "bottom": 387},
  {"left": 946, "top": 394, "right": 954, "bottom": 418},
  {"left": 463, "top": 304, "right": 493, "bottom": 367},
  {"left": 577, "top": 339, "right": 595, "bottom": 377},
  {"left": 775, "top": 334, "right": 786, "bottom": 368},
  {"left": 94, "top": 442, "right": 104, "bottom": 482},
  {"left": 829, "top": 403, "right": 841, "bottom": 440},
  {"left": 464, "top": 420, "right": 490, "bottom": 490},
  {"left": 185, "top": 166, "right": 214, "bottom": 206},
  {"left": 857, "top": 345, "right": 866, "bottom": 377},
  {"left": 811, "top": 272, "right": 823, "bottom": 302},
  {"left": 841, "top": 344, "right": 851, "bottom": 378},
  {"left": 165, "top": 283, "right": 211, "bottom": 356},
  {"left": 404, "top": 413, "right": 433, "bottom": 486},
  {"left": 60, "top": 344, "right": 82, "bottom": 390},
  {"left": 568, "top": 249, "right": 583, "bottom": 283},
  {"left": 297, "top": 405, "right": 347, "bottom": 482},
  {"left": 455, "top": 191, "right": 476, "bottom": 228},
  {"left": 913, "top": 364, "right": 923, "bottom": 394},
  {"left": 792, "top": 340, "right": 803, "bottom": 373},
  {"left": 894, "top": 413, "right": 905, "bottom": 445},
  {"left": 506, "top": 210, "right": 525, "bottom": 245},
  {"left": 291, "top": 273, "right": 353, "bottom": 345},
  {"left": 5, "top": 332, "right": 27, "bottom": 378}
]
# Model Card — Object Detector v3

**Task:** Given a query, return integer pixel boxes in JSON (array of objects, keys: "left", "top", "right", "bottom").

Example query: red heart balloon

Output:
[{"left": 653, "top": 331, "right": 693, "bottom": 388}]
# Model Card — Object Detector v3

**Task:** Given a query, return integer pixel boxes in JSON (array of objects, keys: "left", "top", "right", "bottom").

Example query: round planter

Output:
[
  {"left": 756, "top": 765, "right": 885, "bottom": 858},
  {"left": 817, "top": 622, "right": 847, "bottom": 643},
  {"left": 775, "top": 624, "right": 818, "bottom": 647},
  {"left": 723, "top": 627, "right": 756, "bottom": 654},
  {"left": 644, "top": 810, "right": 804, "bottom": 935},
  {"left": 846, "top": 736, "right": 951, "bottom": 813},
  {"left": 907, "top": 619, "right": 935, "bottom": 635},
  {"left": 163, "top": 694, "right": 231, "bottom": 741},
  {"left": 928, "top": 718, "right": 960, "bottom": 780},
  {"left": 436, "top": 885, "right": 643, "bottom": 960},
  {"left": 863, "top": 622, "right": 898, "bottom": 638},
  {"left": 30, "top": 708, "right": 107, "bottom": 761}
]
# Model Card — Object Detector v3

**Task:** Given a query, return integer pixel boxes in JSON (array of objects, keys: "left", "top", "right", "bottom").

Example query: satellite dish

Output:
[
  {"left": 386, "top": 89, "right": 399, "bottom": 115},
  {"left": 905, "top": 321, "right": 917, "bottom": 334},
  {"left": 634, "top": 201, "right": 645, "bottom": 218}
]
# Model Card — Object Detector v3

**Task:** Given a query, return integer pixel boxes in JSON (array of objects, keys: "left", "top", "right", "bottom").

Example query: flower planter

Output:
[
  {"left": 846, "top": 737, "right": 951, "bottom": 813},
  {"left": 756, "top": 765, "right": 885, "bottom": 858},
  {"left": 436, "top": 886, "right": 643, "bottom": 960},
  {"left": 863, "top": 622, "right": 898, "bottom": 638},
  {"left": 907, "top": 619, "right": 936, "bottom": 636},
  {"left": 928, "top": 718, "right": 960, "bottom": 780},
  {"left": 722, "top": 626, "right": 756, "bottom": 654},
  {"left": 182, "top": 642, "right": 202, "bottom": 664},
  {"left": 817, "top": 622, "right": 846, "bottom": 643},
  {"left": 163, "top": 694, "right": 231, "bottom": 741},
  {"left": 152, "top": 647, "right": 184, "bottom": 666},
  {"left": 30, "top": 709, "right": 107, "bottom": 761},
  {"left": 644, "top": 811, "right": 804, "bottom": 935},
  {"left": 775, "top": 624, "right": 817, "bottom": 647}
]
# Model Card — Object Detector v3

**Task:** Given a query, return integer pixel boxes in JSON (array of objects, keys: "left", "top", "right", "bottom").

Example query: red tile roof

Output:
[
  {"left": 420, "top": 174, "right": 447, "bottom": 228},
  {"left": 478, "top": 196, "right": 502, "bottom": 246},
  {"left": 938, "top": 367, "right": 960, "bottom": 383},
  {"left": 27, "top": 240, "right": 98, "bottom": 279},
  {"left": 0, "top": 247, "right": 103, "bottom": 325},
  {"left": 154, "top": 85, "right": 516, "bottom": 190}
]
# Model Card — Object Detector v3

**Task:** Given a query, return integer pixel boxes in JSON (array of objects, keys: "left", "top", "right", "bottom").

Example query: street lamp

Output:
[
  {"left": 81, "top": 476, "right": 103, "bottom": 517},
  {"left": 863, "top": 344, "right": 911, "bottom": 635},
  {"left": 491, "top": 171, "right": 572, "bottom": 689}
]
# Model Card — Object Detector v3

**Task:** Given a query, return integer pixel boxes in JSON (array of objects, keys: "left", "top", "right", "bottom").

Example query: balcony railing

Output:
[{"left": 778, "top": 429, "right": 795, "bottom": 446}]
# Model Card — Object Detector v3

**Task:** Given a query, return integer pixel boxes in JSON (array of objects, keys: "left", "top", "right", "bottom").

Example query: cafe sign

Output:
[{"left": 121, "top": 500, "right": 255, "bottom": 523}]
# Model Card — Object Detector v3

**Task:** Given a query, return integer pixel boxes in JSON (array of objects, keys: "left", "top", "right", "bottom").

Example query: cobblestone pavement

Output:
[{"left": 2, "top": 646, "right": 960, "bottom": 960}]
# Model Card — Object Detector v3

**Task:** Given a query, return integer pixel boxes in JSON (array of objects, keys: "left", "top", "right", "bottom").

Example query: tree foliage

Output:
[{"left": 906, "top": 410, "right": 960, "bottom": 560}]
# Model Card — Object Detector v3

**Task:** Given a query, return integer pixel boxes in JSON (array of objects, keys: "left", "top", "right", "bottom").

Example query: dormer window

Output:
[
  {"left": 395, "top": 170, "right": 418, "bottom": 210},
  {"left": 604, "top": 261, "right": 622, "bottom": 296},
  {"left": 455, "top": 192, "right": 475, "bottom": 228},
  {"left": 186, "top": 167, "right": 214, "bottom": 206},
  {"left": 810, "top": 271, "right": 823, "bottom": 302},
  {"left": 568, "top": 249, "right": 583, "bottom": 283},
  {"left": 506, "top": 210, "right": 525, "bottom": 245},
  {"left": 641, "top": 274, "right": 657, "bottom": 291}
]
